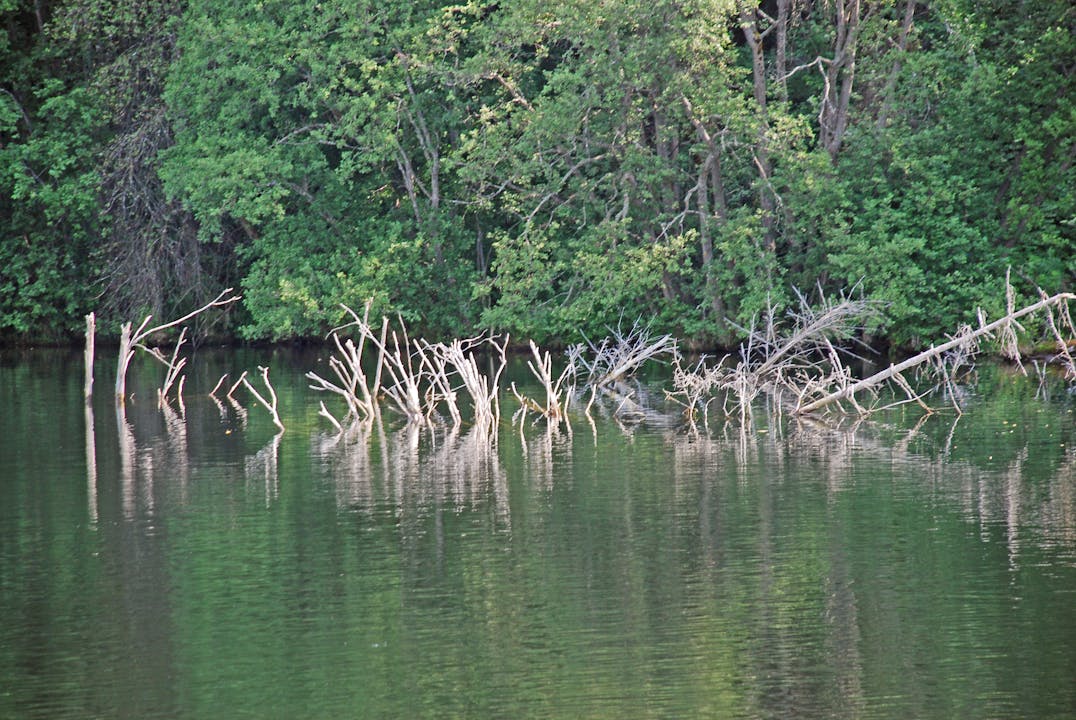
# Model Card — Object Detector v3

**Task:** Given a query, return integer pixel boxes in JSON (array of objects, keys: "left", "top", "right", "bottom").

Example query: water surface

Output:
[{"left": 1, "top": 349, "right": 1074, "bottom": 719}]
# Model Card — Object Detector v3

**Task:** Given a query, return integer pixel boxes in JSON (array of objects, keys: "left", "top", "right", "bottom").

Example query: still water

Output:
[{"left": 1, "top": 348, "right": 1075, "bottom": 719}]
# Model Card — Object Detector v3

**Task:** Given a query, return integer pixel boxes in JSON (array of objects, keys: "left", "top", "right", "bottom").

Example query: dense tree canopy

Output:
[{"left": 1, "top": 0, "right": 1072, "bottom": 347}]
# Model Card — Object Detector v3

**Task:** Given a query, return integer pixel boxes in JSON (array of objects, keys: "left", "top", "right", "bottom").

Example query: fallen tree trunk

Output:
[{"left": 796, "top": 291, "right": 1076, "bottom": 415}]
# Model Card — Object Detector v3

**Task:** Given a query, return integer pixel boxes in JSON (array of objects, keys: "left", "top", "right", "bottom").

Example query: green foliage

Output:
[
  {"left": 0, "top": 0, "right": 1071, "bottom": 346},
  {"left": 0, "top": 64, "right": 104, "bottom": 337},
  {"left": 159, "top": 0, "right": 487, "bottom": 339},
  {"left": 481, "top": 220, "right": 699, "bottom": 341},
  {"left": 823, "top": 128, "right": 1000, "bottom": 345}
]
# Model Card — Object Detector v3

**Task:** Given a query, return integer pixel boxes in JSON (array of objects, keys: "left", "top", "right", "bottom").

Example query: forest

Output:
[{"left": 0, "top": 0, "right": 1072, "bottom": 349}]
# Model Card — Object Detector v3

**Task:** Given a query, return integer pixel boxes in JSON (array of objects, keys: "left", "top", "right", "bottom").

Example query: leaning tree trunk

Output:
[{"left": 797, "top": 291, "right": 1076, "bottom": 414}]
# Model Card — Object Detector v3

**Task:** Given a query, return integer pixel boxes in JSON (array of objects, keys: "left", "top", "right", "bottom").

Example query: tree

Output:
[
  {"left": 0, "top": 0, "right": 102, "bottom": 339},
  {"left": 161, "top": 0, "right": 487, "bottom": 339}
]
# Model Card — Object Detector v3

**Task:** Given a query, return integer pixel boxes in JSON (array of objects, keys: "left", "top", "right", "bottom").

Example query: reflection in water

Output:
[
  {"left": 85, "top": 401, "right": 98, "bottom": 525},
  {"left": 4, "top": 350, "right": 1076, "bottom": 720},
  {"left": 245, "top": 432, "right": 281, "bottom": 508},
  {"left": 786, "top": 415, "right": 866, "bottom": 492},
  {"left": 316, "top": 420, "right": 378, "bottom": 509},
  {"left": 1044, "top": 452, "right": 1076, "bottom": 547},
  {"left": 317, "top": 421, "right": 511, "bottom": 527},
  {"left": 769, "top": 413, "right": 1076, "bottom": 569},
  {"left": 521, "top": 423, "right": 571, "bottom": 493},
  {"left": 430, "top": 425, "right": 509, "bottom": 522},
  {"left": 116, "top": 401, "right": 190, "bottom": 521}
]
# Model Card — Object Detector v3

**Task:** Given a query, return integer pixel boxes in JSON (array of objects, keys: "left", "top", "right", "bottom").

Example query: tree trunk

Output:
[
  {"left": 775, "top": 0, "right": 791, "bottom": 102},
  {"left": 116, "top": 322, "right": 134, "bottom": 403},
  {"left": 876, "top": 0, "right": 917, "bottom": 130},
  {"left": 797, "top": 292, "right": 1076, "bottom": 414},
  {"left": 682, "top": 94, "right": 732, "bottom": 339},
  {"left": 84, "top": 313, "right": 95, "bottom": 402},
  {"left": 821, "top": 0, "right": 861, "bottom": 160},
  {"left": 739, "top": 2, "right": 777, "bottom": 251}
]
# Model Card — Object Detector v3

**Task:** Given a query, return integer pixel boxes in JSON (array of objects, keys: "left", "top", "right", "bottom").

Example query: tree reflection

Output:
[
  {"left": 521, "top": 423, "right": 570, "bottom": 493},
  {"left": 76, "top": 368, "right": 1076, "bottom": 719},
  {"left": 115, "top": 399, "right": 190, "bottom": 520},
  {"left": 85, "top": 400, "right": 98, "bottom": 525},
  {"left": 317, "top": 421, "right": 511, "bottom": 527},
  {"left": 244, "top": 431, "right": 281, "bottom": 508}
]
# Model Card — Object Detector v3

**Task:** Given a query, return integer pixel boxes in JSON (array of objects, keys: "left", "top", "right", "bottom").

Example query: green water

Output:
[{"left": 1, "top": 349, "right": 1075, "bottom": 719}]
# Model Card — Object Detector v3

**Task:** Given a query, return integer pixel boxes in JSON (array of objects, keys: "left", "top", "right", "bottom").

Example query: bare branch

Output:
[
  {"left": 241, "top": 366, "right": 286, "bottom": 433},
  {"left": 798, "top": 291, "right": 1076, "bottom": 414},
  {"left": 115, "top": 289, "right": 240, "bottom": 403}
]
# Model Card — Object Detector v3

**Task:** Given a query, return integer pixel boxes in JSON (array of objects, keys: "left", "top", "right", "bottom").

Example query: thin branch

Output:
[{"left": 241, "top": 366, "right": 286, "bottom": 432}]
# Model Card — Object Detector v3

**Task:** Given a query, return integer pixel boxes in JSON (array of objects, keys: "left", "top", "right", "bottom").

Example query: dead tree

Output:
[
  {"left": 310, "top": 304, "right": 511, "bottom": 431},
  {"left": 667, "top": 288, "right": 877, "bottom": 421},
  {"left": 145, "top": 326, "right": 188, "bottom": 408},
  {"left": 512, "top": 340, "right": 574, "bottom": 426},
  {"left": 115, "top": 288, "right": 240, "bottom": 404},
  {"left": 572, "top": 320, "right": 677, "bottom": 389},
  {"left": 240, "top": 366, "right": 286, "bottom": 433},
  {"left": 796, "top": 291, "right": 1076, "bottom": 415},
  {"left": 306, "top": 303, "right": 387, "bottom": 426},
  {"left": 84, "top": 313, "right": 95, "bottom": 401},
  {"left": 426, "top": 334, "right": 510, "bottom": 436}
]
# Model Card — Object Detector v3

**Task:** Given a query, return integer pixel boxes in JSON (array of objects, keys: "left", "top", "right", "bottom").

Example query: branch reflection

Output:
[
  {"left": 115, "top": 399, "right": 191, "bottom": 522},
  {"left": 245, "top": 431, "right": 281, "bottom": 508},
  {"left": 317, "top": 421, "right": 511, "bottom": 528}
]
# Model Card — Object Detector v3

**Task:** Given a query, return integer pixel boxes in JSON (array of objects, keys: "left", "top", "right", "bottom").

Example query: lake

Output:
[{"left": 1, "top": 347, "right": 1075, "bottom": 719}]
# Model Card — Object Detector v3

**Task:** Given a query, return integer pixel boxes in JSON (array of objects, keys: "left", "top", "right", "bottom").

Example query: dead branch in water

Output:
[
  {"left": 240, "top": 366, "right": 286, "bottom": 432},
  {"left": 513, "top": 340, "right": 573, "bottom": 426},
  {"left": 370, "top": 318, "right": 429, "bottom": 424},
  {"left": 143, "top": 326, "right": 188, "bottom": 408},
  {"left": 84, "top": 313, "right": 95, "bottom": 401},
  {"left": 796, "top": 290, "right": 1076, "bottom": 415},
  {"left": 312, "top": 304, "right": 510, "bottom": 430},
  {"left": 666, "top": 280, "right": 1075, "bottom": 421},
  {"left": 572, "top": 319, "right": 677, "bottom": 389},
  {"left": 666, "top": 354, "right": 723, "bottom": 423},
  {"left": 313, "top": 306, "right": 426, "bottom": 424},
  {"left": 306, "top": 302, "right": 386, "bottom": 425},
  {"left": 426, "top": 334, "right": 510, "bottom": 436},
  {"left": 667, "top": 287, "right": 877, "bottom": 422},
  {"left": 209, "top": 373, "right": 229, "bottom": 399},
  {"left": 115, "top": 288, "right": 240, "bottom": 404}
]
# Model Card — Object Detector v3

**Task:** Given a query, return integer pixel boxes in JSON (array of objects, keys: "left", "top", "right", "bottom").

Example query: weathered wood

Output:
[
  {"left": 241, "top": 366, "right": 286, "bottom": 433},
  {"left": 796, "top": 292, "right": 1076, "bottom": 414},
  {"left": 114, "top": 288, "right": 239, "bottom": 404},
  {"left": 513, "top": 340, "right": 573, "bottom": 427},
  {"left": 573, "top": 320, "right": 677, "bottom": 389},
  {"left": 84, "top": 312, "right": 95, "bottom": 401}
]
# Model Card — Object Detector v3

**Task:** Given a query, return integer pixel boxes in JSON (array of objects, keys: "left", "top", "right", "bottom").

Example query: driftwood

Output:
[
  {"left": 425, "top": 334, "right": 510, "bottom": 436},
  {"left": 512, "top": 340, "right": 574, "bottom": 426},
  {"left": 667, "top": 288, "right": 877, "bottom": 422},
  {"left": 797, "top": 291, "right": 1076, "bottom": 415},
  {"left": 92, "top": 280, "right": 1075, "bottom": 449},
  {"left": 571, "top": 320, "right": 677, "bottom": 389},
  {"left": 146, "top": 326, "right": 188, "bottom": 407},
  {"left": 308, "top": 304, "right": 511, "bottom": 431},
  {"left": 306, "top": 302, "right": 387, "bottom": 425},
  {"left": 371, "top": 318, "right": 429, "bottom": 424},
  {"left": 664, "top": 280, "right": 1075, "bottom": 421}
]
